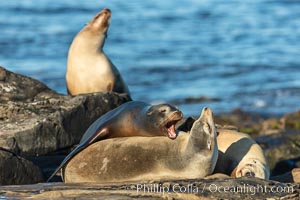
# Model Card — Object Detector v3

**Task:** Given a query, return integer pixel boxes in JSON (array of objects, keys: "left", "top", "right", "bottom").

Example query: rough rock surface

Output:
[
  {"left": 0, "top": 177, "right": 299, "bottom": 199},
  {"left": 0, "top": 66, "right": 130, "bottom": 183},
  {"left": 257, "top": 131, "right": 300, "bottom": 173},
  {"left": 0, "top": 148, "right": 44, "bottom": 185},
  {"left": 0, "top": 66, "right": 131, "bottom": 156},
  {"left": 1, "top": 66, "right": 300, "bottom": 198}
]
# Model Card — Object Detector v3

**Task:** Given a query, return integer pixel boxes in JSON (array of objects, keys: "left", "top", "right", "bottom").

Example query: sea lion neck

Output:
[
  {"left": 75, "top": 28, "right": 107, "bottom": 52},
  {"left": 183, "top": 108, "right": 217, "bottom": 156}
]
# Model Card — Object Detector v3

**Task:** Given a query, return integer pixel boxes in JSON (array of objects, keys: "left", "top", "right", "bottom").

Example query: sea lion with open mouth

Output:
[
  {"left": 63, "top": 107, "right": 218, "bottom": 183},
  {"left": 47, "top": 101, "right": 183, "bottom": 181}
]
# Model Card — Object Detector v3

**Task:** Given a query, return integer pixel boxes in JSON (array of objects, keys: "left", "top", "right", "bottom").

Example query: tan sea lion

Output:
[
  {"left": 66, "top": 8, "right": 130, "bottom": 96},
  {"left": 214, "top": 128, "right": 270, "bottom": 179},
  {"left": 47, "top": 101, "right": 183, "bottom": 182},
  {"left": 177, "top": 118, "right": 270, "bottom": 179},
  {"left": 63, "top": 107, "right": 218, "bottom": 183}
]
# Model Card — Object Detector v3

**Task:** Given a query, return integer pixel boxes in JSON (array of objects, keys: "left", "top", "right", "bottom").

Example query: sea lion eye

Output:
[
  {"left": 159, "top": 108, "right": 167, "bottom": 113},
  {"left": 245, "top": 171, "right": 255, "bottom": 177},
  {"left": 203, "top": 123, "right": 211, "bottom": 134},
  {"left": 147, "top": 111, "right": 153, "bottom": 116}
]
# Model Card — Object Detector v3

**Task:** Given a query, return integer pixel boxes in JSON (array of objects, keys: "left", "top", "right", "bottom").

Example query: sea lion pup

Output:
[
  {"left": 177, "top": 118, "right": 270, "bottom": 179},
  {"left": 47, "top": 101, "right": 183, "bottom": 182},
  {"left": 66, "top": 8, "right": 131, "bottom": 96},
  {"left": 63, "top": 107, "right": 218, "bottom": 183},
  {"left": 214, "top": 128, "right": 270, "bottom": 179}
]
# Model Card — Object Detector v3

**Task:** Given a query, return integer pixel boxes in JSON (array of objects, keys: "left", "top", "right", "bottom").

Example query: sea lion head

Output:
[
  {"left": 88, "top": 8, "right": 111, "bottom": 35},
  {"left": 146, "top": 104, "right": 183, "bottom": 139},
  {"left": 190, "top": 107, "right": 216, "bottom": 150},
  {"left": 231, "top": 158, "right": 270, "bottom": 179}
]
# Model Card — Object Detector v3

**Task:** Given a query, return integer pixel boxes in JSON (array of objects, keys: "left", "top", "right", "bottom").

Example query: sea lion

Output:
[
  {"left": 214, "top": 128, "right": 270, "bottom": 179},
  {"left": 177, "top": 118, "right": 270, "bottom": 179},
  {"left": 66, "top": 8, "right": 130, "bottom": 96},
  {"left": 63, "top": 107, "right": 218, "bottom": 183},
  {"left": 47, "top": 101, "right": 183, "bottom": 182}
]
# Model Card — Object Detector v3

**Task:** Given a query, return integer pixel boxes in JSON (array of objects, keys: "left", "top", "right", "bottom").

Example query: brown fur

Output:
[
  {"left": 64, "top": 108, "right": 218, "bottom": 183},
  {"left": 47, "top": 101, "right": 182, "bottom": 182}
]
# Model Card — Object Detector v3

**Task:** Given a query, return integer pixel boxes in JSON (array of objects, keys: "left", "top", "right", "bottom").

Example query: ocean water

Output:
[{"left": 0, "top": 0, "right": 300, "bottom": 117}]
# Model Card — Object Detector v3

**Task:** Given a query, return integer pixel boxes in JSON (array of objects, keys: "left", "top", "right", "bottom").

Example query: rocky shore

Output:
[{"left": 0, "top": 66, "right": 299, "bottom": 199}]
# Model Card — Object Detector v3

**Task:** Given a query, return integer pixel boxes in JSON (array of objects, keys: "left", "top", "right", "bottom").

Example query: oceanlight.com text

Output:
[{"left": 135, "top": 183, "right": 294, "bottom": 196}]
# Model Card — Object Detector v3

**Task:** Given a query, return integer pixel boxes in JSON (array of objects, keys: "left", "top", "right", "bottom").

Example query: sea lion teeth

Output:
[{"left": 167, "top": 124, "right": 176, "bottom": 139}]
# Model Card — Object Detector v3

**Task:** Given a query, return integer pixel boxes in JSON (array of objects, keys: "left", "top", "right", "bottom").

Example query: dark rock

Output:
[
  {"left": 256, "top": 130, "right": 300, "bottom": 175},
  {"left": 214, "top": 108, "right": 263, "bottom": 135},
  {"left": 0, "top": 67, "right": 131, "bottom": 156},
  {"left": 0, "top": 66, "right": 55, "bottom": 103},
  {"left": 282, "top": 110, "right": 300, "bottom": 130},
  {"left": 170, "top": 96, "right": 221, "bottom": 106},
  {"left": 272, "top": 157, "right": 300, "bottom": 176},
  {"left": 0, "top": 148, "right": 44, "bottom": 185},
  {"left": 261, "top": 117, "right": 284, "bottom": 135},
  {"left": 0, "top": 177, "right": 299, "bottom": 199},
  {"left": 271, "top": 168, "right": 300, "bottom": 183}
]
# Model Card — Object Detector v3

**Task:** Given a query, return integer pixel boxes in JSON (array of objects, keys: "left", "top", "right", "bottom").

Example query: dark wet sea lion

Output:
[
  {"left": 66, "top": 8, "right": 130, "bottom": 96},
  {"left": 63, "top": 107, "right": 218, "bottom": 183},
  {"left": 47, "top": 101, "right": 183, "bottom": 182}
]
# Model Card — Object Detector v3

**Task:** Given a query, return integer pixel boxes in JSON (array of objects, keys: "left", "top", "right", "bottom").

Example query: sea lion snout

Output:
[
  {"left": 165, "top": 110, "right": 183, "bottom": 139},
  {"left": 97, "top": 8, "right": 111, "bottom": 18},
  {"left": 233, "top": 158, "right": 269, "bottom": 179},
  {"left": 200, "top": 107, "right": 213, "bottom": 121},
  {"left": 91, "top": 8, "right": 111, "bottom": 31},
  {"left": 164, "top": 108, "right": 183, "bottom": 139},
  {"left": 146, "top": 104, "right": 183, "bottom": 139},
  {"left": 101, "top": 8, "right": 111, "bottom": 14}
]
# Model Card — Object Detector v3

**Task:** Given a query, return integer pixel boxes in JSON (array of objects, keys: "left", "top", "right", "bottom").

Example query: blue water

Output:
[{"left": 1, "top": 0, "right": 300, "bottom": 116}]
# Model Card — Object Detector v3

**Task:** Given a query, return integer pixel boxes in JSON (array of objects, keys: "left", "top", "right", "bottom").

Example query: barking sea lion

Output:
[
  {"left": 63, "top": 107, "right": 218, "bottom": 183},
  {"left": 47, "top": 101, "right": 183, "bottom": 181}
]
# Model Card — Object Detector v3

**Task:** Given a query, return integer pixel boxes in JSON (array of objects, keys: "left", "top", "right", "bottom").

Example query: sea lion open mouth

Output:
[{"left": 164, "top": 111, "right": 183, "bottom": 139}]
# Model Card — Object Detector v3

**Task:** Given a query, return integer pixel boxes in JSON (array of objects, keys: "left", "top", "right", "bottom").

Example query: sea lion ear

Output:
[{"left": 147, "top": 110, "right": 153, "bottom": 116}]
